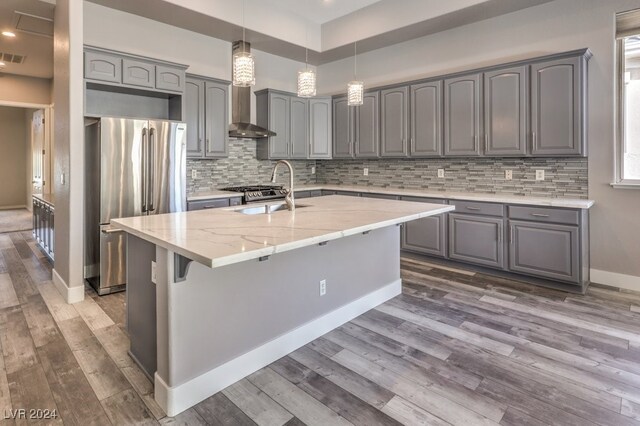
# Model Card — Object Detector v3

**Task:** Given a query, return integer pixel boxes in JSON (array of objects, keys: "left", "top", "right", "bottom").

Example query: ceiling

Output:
[
  {"left": 261, "top": 0, "right": 383, "bottom": 25},
  {"left": 0, "top": 0, "right": 54, "bottom": 79}
]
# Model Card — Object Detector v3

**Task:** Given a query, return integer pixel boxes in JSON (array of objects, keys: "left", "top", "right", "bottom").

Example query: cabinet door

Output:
[
  {"left": 508, "top": 220, "right": 579, "bottom": 283},
  {"left": 531, "top": 56, "right": 584, "bottom": 156},
  {"left": 309, "top": 98, "right": 332, "bottom": 159},
  {"left": 84, "top": 51, "right": 122, "bottom": 83},
  {"left": 381, "top": 87, "right": 409, "bottom": 157},
  {"left": 185, "top": 78, "right": 205, "bottom": 158},
  {"left": 449, "top": 213, "right": 504, "bottom": 268},
  {"left": 269, "top": 94, "right": 291, "bottom": 159},
  {"left": 333, "top": 97, "right": 353, "bottom": 158},
  {"left": 410, "top": 81, "right": 442, "bottom": 157},
  {"left": 484, "top": 66, "right": 528, "bottom": 156},
  {"left": 290, "top": 97, "right": 309, "bottom": 159},
  {"left": 401, "top": 198, "right": 447, "bottom": 257},
  {"left": 122, "top": 59, "right": 155, "bottom": 89},
  {"left": 204, "top": 81, "right": 229, "bottom": 158},
  {"left": 355, "top": 92, "right": 380, "bottom": 158},
  {"left": 156, "top": 65, "right": 185, "bottom": 93},
  {"left": 444, "top": 74, "right": 482, "bottom": 156}
]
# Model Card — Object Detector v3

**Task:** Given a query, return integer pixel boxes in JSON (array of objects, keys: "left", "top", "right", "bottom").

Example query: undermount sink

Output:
[{"left": 235, "top": 203, "right": 307, "bottom": 215}]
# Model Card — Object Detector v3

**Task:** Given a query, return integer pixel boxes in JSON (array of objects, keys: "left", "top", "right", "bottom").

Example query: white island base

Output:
[{"left": 130, "top": 225, "right": 403, "bottom": 417}]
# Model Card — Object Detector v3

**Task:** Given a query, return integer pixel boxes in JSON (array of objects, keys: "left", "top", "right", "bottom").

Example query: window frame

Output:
[{"left": 615, "top": 36, "right": 640, "bottom": 187}]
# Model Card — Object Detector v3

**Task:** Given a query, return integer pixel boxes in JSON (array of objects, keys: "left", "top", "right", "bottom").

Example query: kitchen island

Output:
[{"left": 112, "top": 195, "right": 454, "bottom": 416}]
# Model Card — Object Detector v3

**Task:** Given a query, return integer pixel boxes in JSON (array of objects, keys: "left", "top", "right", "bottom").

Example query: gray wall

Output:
[
  {"left": 317, "top": 0, "right": 640, "bottom": 280},
  {"left": 0, "top": 107, "right": 28, "bottom": 208},
  {"left": 187, "top": 139, "right": 317, "bottom": 193},
  {"left": 316, "top": 158, "right": 588, "bottom": 199}
]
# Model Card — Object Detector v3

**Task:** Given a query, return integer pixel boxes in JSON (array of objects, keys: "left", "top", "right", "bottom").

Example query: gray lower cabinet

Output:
[
  {"left": 448, "top": 213, "right": 504, "bottom": 269},
  {"left": 484, "top": 66, "right": 528, "bottom": 156},
  {"left": 309, "top": 98, "right": 332, "bottom": 159},
  {"left": 32, "top": 197, "right": 54, "bottom": 261},
  {"left": 531, "top": 56, "right": 587, "bottom": 156},
  {"left": 185, "top": 75, "right": 230, "bottom": 159},
  {"left": 508, "top": 220, "right": 579, "bottom": 284},
  {"left": 187, "top": 197, "right": 242, "bottom": 211},
  {"left": 290, "top": 97, "right": 309, "bottom": 159},
  {"left": 444, "top": 74, "right": 482, "bottom": 156},
  {"left": 401, "top": 197, "right": 447, "bottom": 258},
  {"left": 355, "top": 92, "right": 380, "bottom": 158},
  {"left": 333, "top": 97, "right": 354, "bottom": 158},
  {"left": 410, "top": 81, "right": 443, "bottom": 157},
  {"left": 381, "top": 87, "right": 409, "bottom": 157}
]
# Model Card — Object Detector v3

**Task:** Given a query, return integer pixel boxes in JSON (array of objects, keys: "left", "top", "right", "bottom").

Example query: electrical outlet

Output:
[
  {"left": 363, "top": 168, "right": 369, "bottom": 176},
  {"left": 505, "top": 170, "right": 513, "bottom": 180},
  {"left": 437, "top": 169, "right": 445, "bottom": 178},
  {"left": 151, "top": 261, "right": 157, "bottom": 284},
  {"left": 535, "top": 170, "right": 545, "bottom": 181},
  {"left": 311, "top": 166, "right": 316, "bottom": 175},
  {"left": 319, "top": 279, "right": 327, "bottom": 296},
  {"left": 191, "top": 169, "right": 198, "bottom": 179}
]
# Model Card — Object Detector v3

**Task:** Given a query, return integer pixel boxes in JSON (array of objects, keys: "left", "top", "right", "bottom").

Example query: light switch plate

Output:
[
  {"left": 311, "top": 166, "right": 316, "bottom": 175},
  {"left": 535, "top": 170, "right": 545, "bottom": 181},
  {"left": 191, "top": 169, "right": 198, "bottom": 179},
  {"left": 151, "top": 261, "right": 157, "bottom": 284},
  {"left": 60, "top": 173, "right": 65, "bottom": 185},
  {"left": 319, "top": 279, "right": 327, "bottom": 296},
  {"left": 437, "top": 169, "right": 445, "bottom": 178},
  {"left": 363, "top": 168, "right": 369, "bottom": 176},
  {"left": 505, "top": 170, "right": 513, "bottom": 180}
]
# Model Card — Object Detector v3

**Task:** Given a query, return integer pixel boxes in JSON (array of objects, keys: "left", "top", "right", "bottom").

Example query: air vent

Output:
[{"left": 0, "top": 53, "right": 26, "bottom": 64}]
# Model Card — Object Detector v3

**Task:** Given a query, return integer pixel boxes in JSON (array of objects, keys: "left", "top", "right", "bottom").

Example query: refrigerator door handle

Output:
[
  {"left": 148, "top": 127, "right": 155, "bottom": 212},
  {"left": 141, "top": 128, "right": 148, "bottom": 213}
]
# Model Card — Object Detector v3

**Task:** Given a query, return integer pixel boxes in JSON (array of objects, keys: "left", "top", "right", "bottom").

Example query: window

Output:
[{"left": 616, "top": 9, "right": 640, "bottom": 185}]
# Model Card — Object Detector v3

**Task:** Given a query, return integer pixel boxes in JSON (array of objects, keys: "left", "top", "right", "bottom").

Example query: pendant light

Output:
[
  {"left": 347, "top": 41, "right": 363, "bottom": 106},
  {"left": 297, "top": 28, "right": 316, "bottom": 98},
  {"left": 233, "top": 0, "right": 255, "bottom": 87}
]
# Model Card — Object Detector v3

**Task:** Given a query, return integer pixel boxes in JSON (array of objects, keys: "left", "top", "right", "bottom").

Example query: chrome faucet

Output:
[{"left": 270, "top": 160, "right": 295, "bottom": 211}]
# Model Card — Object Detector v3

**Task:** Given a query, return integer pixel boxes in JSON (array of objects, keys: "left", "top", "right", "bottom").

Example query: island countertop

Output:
[{"left": 111, "top": 195, "right": 454, "bottom": 269}]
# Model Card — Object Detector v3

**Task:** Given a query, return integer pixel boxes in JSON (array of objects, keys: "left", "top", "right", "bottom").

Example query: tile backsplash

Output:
[
  {"left": 315, "top": 157, "right": 588, "bottom": 198},
  {"left": 187, "top": 138, "right": 317, "bottom": 194}
]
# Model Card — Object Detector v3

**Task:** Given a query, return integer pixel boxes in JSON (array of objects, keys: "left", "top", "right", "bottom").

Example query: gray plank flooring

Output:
[{"left": 2, "top": 230, "right": 640, "bottom": 425}]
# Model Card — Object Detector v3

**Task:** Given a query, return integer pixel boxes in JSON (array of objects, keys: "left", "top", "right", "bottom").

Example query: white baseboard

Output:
[
  {"left": 52, "top": 268, "right": 85, "bottom": 304},
  {"left": 591, "top": 269, "right": 640, "bottom": 292},
  {"left": 155, "top": 279, "right": 402, "bottom": 417},
  {"left": 0, "top": 205, "right": 27, "bottom": 211}
]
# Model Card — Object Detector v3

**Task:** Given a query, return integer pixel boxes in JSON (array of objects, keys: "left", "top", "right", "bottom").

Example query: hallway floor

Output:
[{"left": 0, "top": 209, "right": 31, "bottom": 234}]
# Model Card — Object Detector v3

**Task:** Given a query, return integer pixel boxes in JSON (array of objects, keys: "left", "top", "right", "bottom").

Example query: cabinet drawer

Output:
[
  {"left": 187, "top": 198, "right": 230, "bottom": 211},
  {"left": 508, "top": 206, "right": 579, "bottom": 225},
  {"left": 451, "top": 200, "right": 504, "bottom": 217},
  {"left": 400, "top": 196, "right": 447, "bottom": 205},
  {"left": 156, "top": 66, "right": 185, "bottom": 92},
  {"left": 361, "top": 193, "right": 399, "bottom": 200},
  {"left": 122, "top": 59, "right": 155, "bottom": 88},
  {"left": 85, "top": 51, "right": 122, "bottom": 83},
  {"left": 229, "top": 197, "right": 242, "bottom": 206}
]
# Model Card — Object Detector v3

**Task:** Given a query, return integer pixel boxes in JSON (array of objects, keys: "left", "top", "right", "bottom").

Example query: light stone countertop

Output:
[
  {"left": 112, "top": 195, "right": 454, "bottom": 269},
  {"left": 186, "top": 185, "right": 594, "bottom": 209}
]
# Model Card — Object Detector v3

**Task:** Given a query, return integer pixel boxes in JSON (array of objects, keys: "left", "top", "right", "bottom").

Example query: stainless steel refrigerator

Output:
[{"left": 84, "top": 117, "right": 186, "bottom": 295}]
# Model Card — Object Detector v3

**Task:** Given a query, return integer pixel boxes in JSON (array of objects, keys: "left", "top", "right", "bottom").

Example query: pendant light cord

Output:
[
  {"left": 242, "top": 0, "right": 246, "bottom": 53},
  {"left": 354, "top": 41, "right": 357, "bottom": 79}
]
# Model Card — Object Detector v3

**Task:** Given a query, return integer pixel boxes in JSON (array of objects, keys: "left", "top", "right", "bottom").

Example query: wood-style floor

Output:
[{"left": 2, "top": 230, "right": 640, "bottom": 425}]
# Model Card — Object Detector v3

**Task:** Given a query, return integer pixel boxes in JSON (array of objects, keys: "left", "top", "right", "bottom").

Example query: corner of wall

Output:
[{"left": 52, "top": 268, "right": 85, "bottom": 304}]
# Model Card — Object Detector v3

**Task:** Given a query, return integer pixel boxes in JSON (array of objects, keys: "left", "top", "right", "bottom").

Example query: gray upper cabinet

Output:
[
  {"left": 333, "top": 97, "right": 354, "bottom": 158},
  {"left": 268, "top": 93, "right": 291, "bottom": 159},
  {"left": 444, "top": 74, "right": 482, "bottom": 156},
  {"left": 85, "top": 51, "right": 122, "bottom": 83},
  {"left": 309, "top": 98, "right": 332, "bottom": 159},
  {"left": 156, "top": 65, "right": 185, "bottom": 93},
  {"left": 448, "top": 213, "right": 504, "bottom": 269},
  {"left": 531, "top": 56, "right": 586, "bottom": 156},
  {"left": 509, "top": 220, "right": 579, "bottom": 284},
  {"left": 204, "top": 81, "right": 229, "bottom": 158},
  {"left": 122, "top": 59, "right": 155, "bottom": 89},
  {"left": 355, "top": 92, "right": 380, "bottom": 158},
  {"left": 410, "top": 81, "right": 443, "bottom": 157},
  {"left": 381, "top": 87, "right": 409, "bottom": 157},
  {"left": 484, "top": 66, "right": 528, "bottom": 156},
  {"left": 290, "top": 97, "right": 309, "bottom": 159},
  {"left": 185, "top": 75, "right": 230, "bottom": 159},
  {"left": 185, "top": 78, "right": 205, "bottom": 157}
]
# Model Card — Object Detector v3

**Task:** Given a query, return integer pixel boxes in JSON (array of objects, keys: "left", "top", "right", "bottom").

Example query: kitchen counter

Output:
[
  {"left": 112, "top": 195, "right": 453, "bottom": 269},
  {"left": 33, "top": 193, "right": 55, "bottom": 207},
  {"left": 187, "top": 189, "right": 242, "bottom": 201}
]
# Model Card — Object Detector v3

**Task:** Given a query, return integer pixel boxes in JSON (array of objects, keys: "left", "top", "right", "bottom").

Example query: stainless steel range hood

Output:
[{"left": 229, "top": 41, "right": 276, "bottom": 139}]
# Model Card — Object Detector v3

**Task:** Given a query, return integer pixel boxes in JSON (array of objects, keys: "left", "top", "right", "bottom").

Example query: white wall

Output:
[
  {"left": 0, "top": 107, "right": 27, "bottom": 209},
  {"left": 319, "top": 0, "right": 640, "bottom": 286}
]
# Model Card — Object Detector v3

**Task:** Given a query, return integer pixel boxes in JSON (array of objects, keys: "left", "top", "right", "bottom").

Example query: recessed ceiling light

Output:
[
  {"left": 0, "top": 61, "right": 5, "bottom": 67},
  {"left": 2, "top": 31, "right": 16, "bottom": 38}
]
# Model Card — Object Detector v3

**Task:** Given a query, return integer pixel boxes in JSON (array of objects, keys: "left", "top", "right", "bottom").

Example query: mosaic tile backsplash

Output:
[
  {"left": 187, "top": 138, "right": 317, "bottom": 193},
  {"left": 187, "top": 139, "right": 588, "bottom": 199},
  {"left": 314, "top": 157, "right": 588, "bottom": 198}
]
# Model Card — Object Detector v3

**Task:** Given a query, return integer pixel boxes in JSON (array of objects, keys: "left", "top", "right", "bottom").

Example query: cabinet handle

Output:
[
  {"left": 474, "top": 135, "right": 478, "bottom": 146},
  {"left": 510, "top": 226, "right": 514, "bottom": 244},
  {"left": 203, "top": 205, "right": 218, "bottom": 209},
  {"left": 485, "top": 134, "right": 488, "bottom": 151},
  {"left": 498, "top": 228, "right": 502, "bottom": 243},
  {"left": 466, "top": 206, "right": 481, "bottom": 211},
  {"left": 532, "top": 132, "right": 537, "bottom": 146},
  {"left": 531, "top": 213, "right": 550, "bottom": 218}
]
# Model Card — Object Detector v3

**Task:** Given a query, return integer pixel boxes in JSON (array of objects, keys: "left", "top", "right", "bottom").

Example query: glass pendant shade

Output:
[
  {"left": 233, "top": 51, "right": 255, "bottom": 87},
  {"left": 347, "top": 81, "right": 364, "bottom": 106},
  {"left": 297, "top": 69, "right": 316, "bottom": 97}
]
